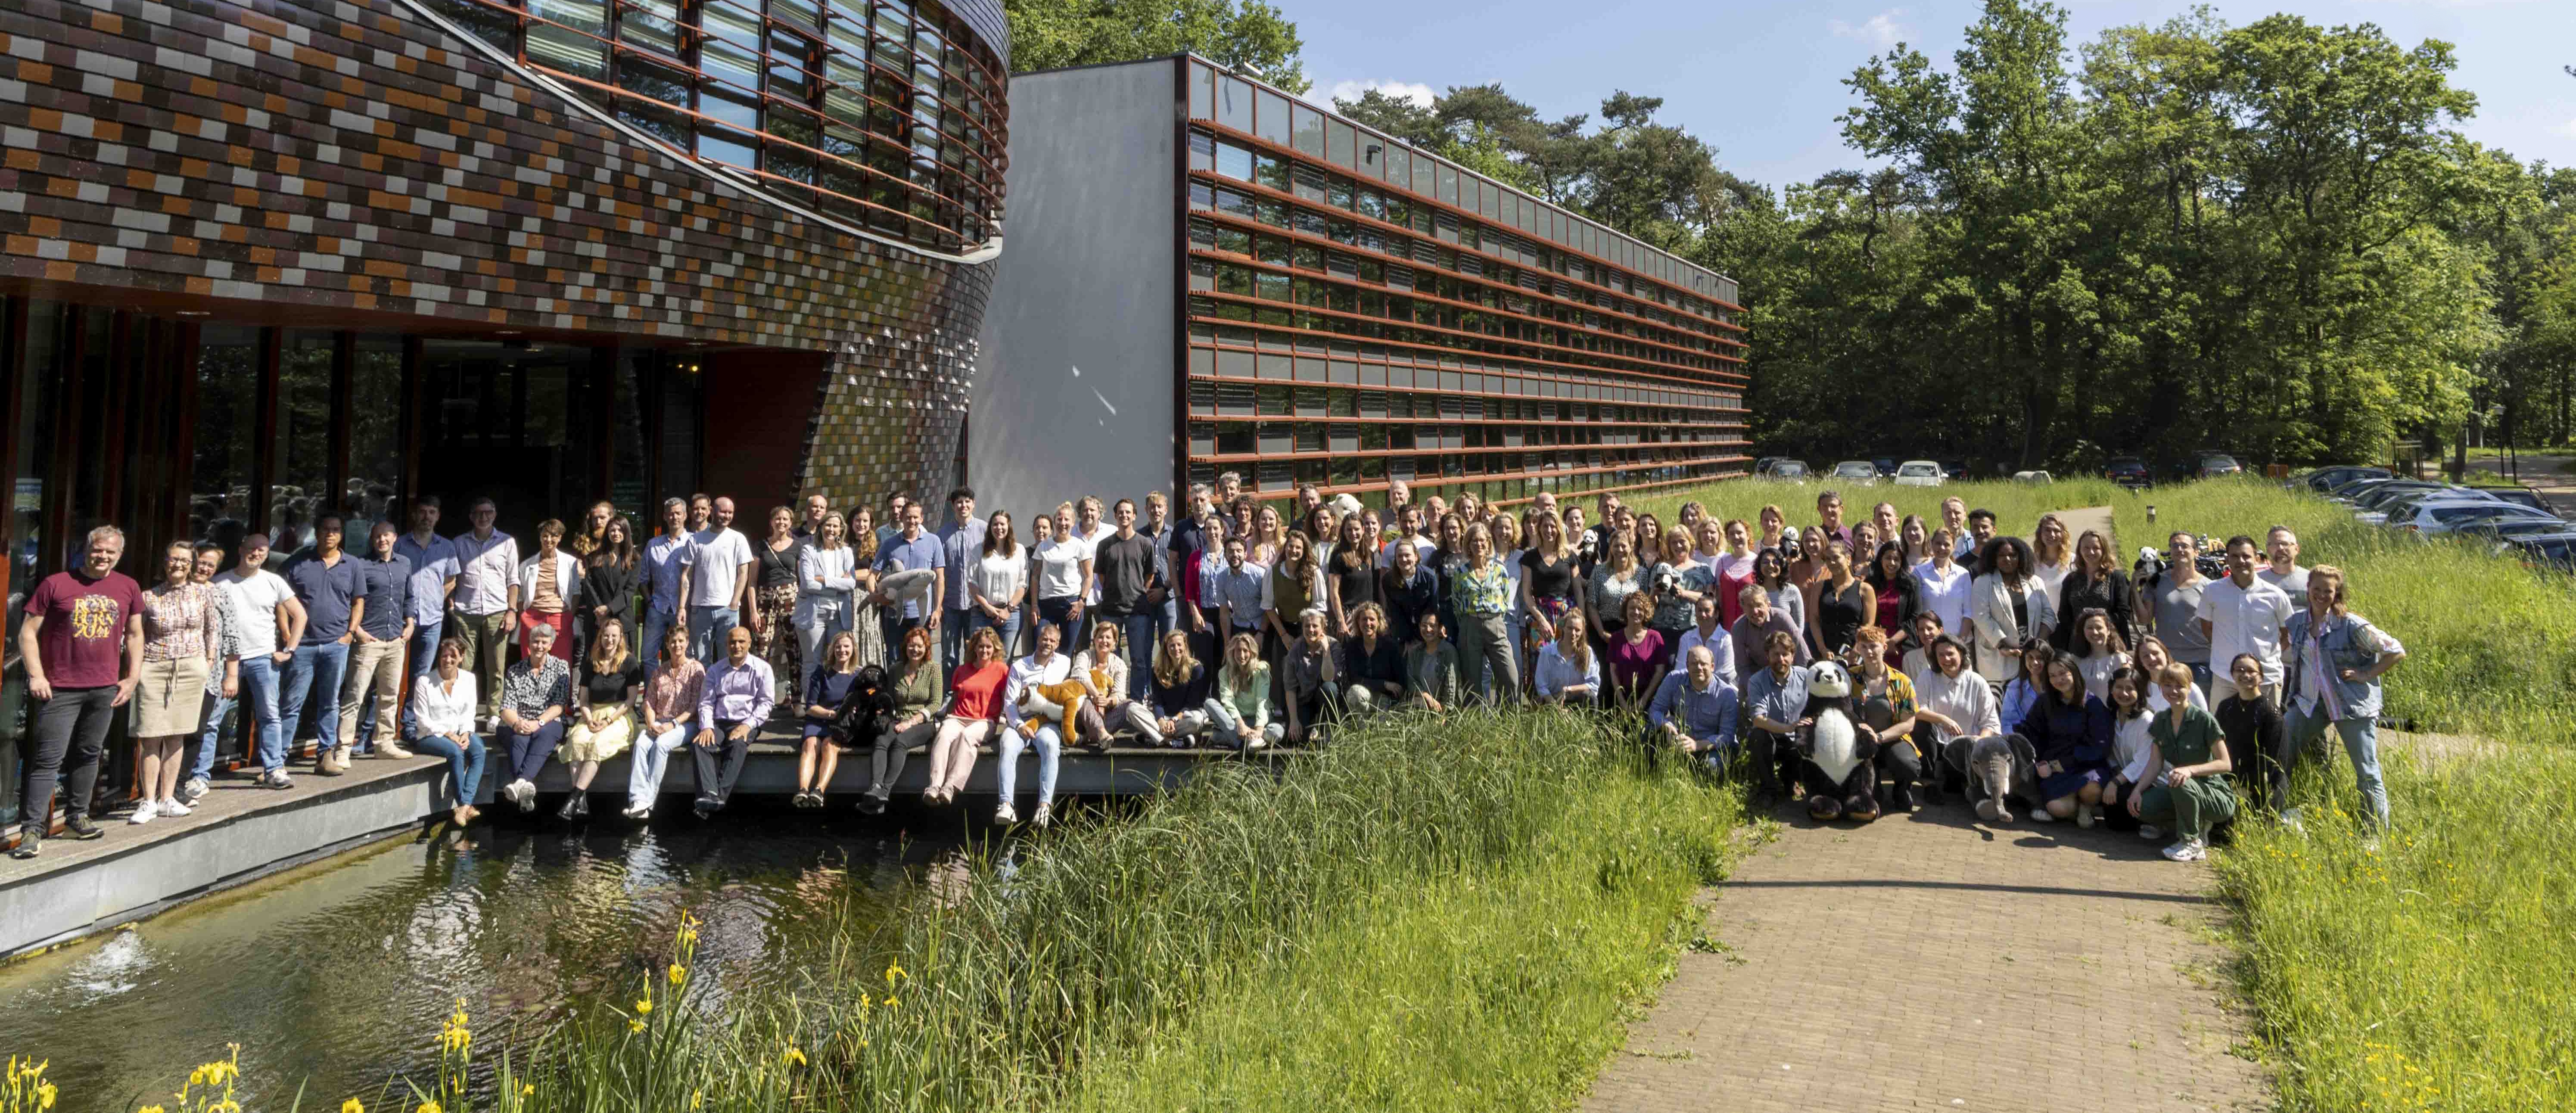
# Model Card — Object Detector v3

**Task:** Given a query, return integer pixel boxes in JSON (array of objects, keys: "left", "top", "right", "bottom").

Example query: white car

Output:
[
  {"left": 2013, "top": 470, "right": 2055, "bottom": 485},
  {"left": 1892, "top": 460, "right": 1945, "bottom": 487},
  {"left": 1827, "top": 460, "right": 1880, "bottom": 485},
  {"left": 2389, "top": 499, "right": 2564, "bottom": 536}
]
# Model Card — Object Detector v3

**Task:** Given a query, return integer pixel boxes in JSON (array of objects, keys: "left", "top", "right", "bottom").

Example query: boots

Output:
[{"left": 317, "top": 746, "right": 350, "bottom": 776}]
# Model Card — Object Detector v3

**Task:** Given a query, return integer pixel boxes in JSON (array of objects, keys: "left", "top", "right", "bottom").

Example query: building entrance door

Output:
[{"left": 415, "top": 341, "right": 601, "bottom": 543}]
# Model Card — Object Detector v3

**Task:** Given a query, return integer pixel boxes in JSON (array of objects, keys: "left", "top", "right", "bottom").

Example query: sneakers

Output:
[
  {"left": 792, "top": 790, "right": 821, "bottom": 809},
  {"left": 258, "top": 769, "right": 294, "bottom": 790},
  {"left": 507, "top": 779, "right": 538, "bottom": 812},
  {"left": 2137, "top": 824, "right": 2164, "bottom": 840},
  {"left": 129, "top": 799, "right": 161, "bottom": 825},
  {"left": 180, "top": 777, "right": 210, "bottom": 804},
  {"left": 316, "top": 747, "right": 348, "bottom": 776},
  {"left": 622, "top": 804, "right": 653, "bottom": 820},
  {"left": 8, "top": 834, "right": 35, "bottom": 858},
  {"left": 2029, "top": 808, "right": 2056, "bottom": 824},
  {"left": 63, "top": 816, "right": 104, "bottom": 840},
  {"left": 159, "top": 797, "right": 192, "bottom": 818},
  {"left": 375, "top": 742, "right": 414, "bottom": 760},
  {"left": 2075, "top": 803, "right": 2097, "bottom": 829},
  {"left": 857, "top": 793, "right": 888, "bottom": 816},
  {"left": 993, "top": 802, "right": 1019, "bottom": 825},
  {"left": 1031, "top": 802, "right": 1053, "bottom": 829},
  {"left": 2161, "top": 838, "right": 2208, "bottom": 862}
]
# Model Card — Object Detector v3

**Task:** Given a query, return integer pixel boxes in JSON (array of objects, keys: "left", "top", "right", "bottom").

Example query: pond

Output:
[{"left": 0, "top": 816, "right": 980, "bottom": 1109}]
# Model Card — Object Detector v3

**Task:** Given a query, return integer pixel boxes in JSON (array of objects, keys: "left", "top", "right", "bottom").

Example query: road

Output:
[{"left": 2470, "top": 453, "right": 2576, "bottom": 516}]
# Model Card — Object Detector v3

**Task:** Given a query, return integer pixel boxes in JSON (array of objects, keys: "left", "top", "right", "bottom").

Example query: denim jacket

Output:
[{"left": 2281, "top": 609, "right": 2398, "bottom": 720}]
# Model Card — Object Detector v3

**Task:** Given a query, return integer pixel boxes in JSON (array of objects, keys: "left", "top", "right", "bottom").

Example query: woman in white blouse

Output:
[
  {"left": 406, "top": 637, "right": 485, "bottom": 827},
  {"left": 1910, "top": 635, "right": 2000, "bottom": 802},
  {"left": 1911, "top": 527, "right": 1972, "bottom": 646},
  {"left": 1029, "top": 511, "right": 1093, "bottom": 654},
  {"left": 971, "top": 510, "right": 1030, "bottom": 657},
  {"left": 795, "top": 511, "right": 861, "bottom": 675}
]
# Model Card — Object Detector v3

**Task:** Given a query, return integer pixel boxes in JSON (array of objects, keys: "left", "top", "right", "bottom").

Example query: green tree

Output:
[{"left": 1005, "top": 0, "right": 1306, "bottom": 90}]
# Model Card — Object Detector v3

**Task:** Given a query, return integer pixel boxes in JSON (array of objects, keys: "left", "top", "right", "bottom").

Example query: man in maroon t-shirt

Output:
[{"left": 11, "top": 525, "right": 144, "bottom": 858}]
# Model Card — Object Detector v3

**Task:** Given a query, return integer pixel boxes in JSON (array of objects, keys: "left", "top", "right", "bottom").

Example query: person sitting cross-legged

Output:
[{"left": 1648, "top": 644, "right": 1738, "bottom": 775}]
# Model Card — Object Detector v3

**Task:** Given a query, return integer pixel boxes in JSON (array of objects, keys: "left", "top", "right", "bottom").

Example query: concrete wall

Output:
[{"left": 972, "top": 61, "right": 1179, "bottom": 517}]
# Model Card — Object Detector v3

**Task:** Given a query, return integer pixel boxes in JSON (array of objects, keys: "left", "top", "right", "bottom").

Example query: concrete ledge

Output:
[{"left": 526, "top": 737, "right": 1295, "bottom": 801}]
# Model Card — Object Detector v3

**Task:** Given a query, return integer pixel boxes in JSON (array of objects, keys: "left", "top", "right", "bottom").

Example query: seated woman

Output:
[
  {"left": 2099, "top": 665, "right": 2155, "bottom": 835},
  {"left": 2216, "top": 652, "right": 2291, "bottom": 816},
  {"left": 493, "top": 622, "right": 572, "bottom": 813},
  {"left": 792, "top": 630, "right": 863, "bottom": 809},
  {"left": 999, "top": 622, "right": 1075, "bottom": 826},
  {"left": 1405, "top": 609, "right": 1462, "bottom": 713},
  {"left": 1139, "top": 629, "right": 1211, "bottom": 746},
  {"left": 1999, "top": 638, "right": 2055, "bottom": 736},
  {"left": 1282, "top": 609, "right": 1338, "bottom": 745},
  {"left": 859, "top": 625, "right": 942, "bottom": 813},
  {"left": 624, "top": 628, "right": 703, "bottom": 819},
  {"left": 1848, "top": 626, "right": 1923, "bottom": 811},
  {"left": 407, "top": 636, "right": 485, "bottom": 827},
  {"left": 924, "top": 627, "right": 1010, "bottom": 806},
  {"left": 1910, "top": 634, "right": 2000, "bottom": 805},
  {"left": 2131, "top": 662, "right": 2238, "bottom": 862},
  {"left": 1604, "top": 592, "right": 1665, "bottom": 713},
  {"left": 1337, "top": 603, "right": 1408, "bottom": 714},
  {"left": 558, "top": 617, "right": 644, "bottom": 820},
  {"left": 1534, "top": 610, "right": 1602, "bottom": 707},
  {"left": 2017, "top": 654, "right": 2112, "bottom": 826},
  {"left": 1207, "top": 631, "right": 1282, "bottom": 750},
  {"left": 2132, "top": 636, "right": 2208, "bottom": 715},
  {"left": 1068, "top": 623, "right": 1132, "bottom": 751}
]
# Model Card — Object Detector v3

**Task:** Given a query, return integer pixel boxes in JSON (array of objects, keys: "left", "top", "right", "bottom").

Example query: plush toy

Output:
[
  {"left": 1799, "top": 660, "right": 1881, "bottom": 822},
  {"left": 834, "top": 664, "right": 895, "bottom": 751},
  {"left": 1942, "top": 733, "right": 2041, "bottom": 824}
]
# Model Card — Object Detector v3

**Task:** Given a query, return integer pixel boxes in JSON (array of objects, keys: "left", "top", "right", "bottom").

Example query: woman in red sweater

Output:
[{"left": 924, "top": 626, "right": 1010, "bottom": 805}]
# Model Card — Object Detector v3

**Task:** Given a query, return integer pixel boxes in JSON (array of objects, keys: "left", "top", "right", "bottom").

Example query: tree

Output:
[{"left": 1005, "top": 0, "right": 1307, "bottom": 90}]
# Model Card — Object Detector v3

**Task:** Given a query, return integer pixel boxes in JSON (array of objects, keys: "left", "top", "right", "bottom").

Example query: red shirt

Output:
[
  {"left": 948, "top": 661, "right": 1009, "bottom": 721},
  {"left": 25, "top": 569, "right": 143, "bottom": 689}
]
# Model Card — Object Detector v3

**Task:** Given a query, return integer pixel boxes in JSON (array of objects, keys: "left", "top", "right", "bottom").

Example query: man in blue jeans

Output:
[
  {"left": 936, "top": 487, "right": 985, "bottom": 673},
  {"left": 1090, "top": 498, "right": 1165, "bottom": 702},
  {"left": 209, "top": 533, "right": 306, "bottom": 790},
  {"left": 392, "top": 495, "right": 459, "bottom": 738},
  {"left": 640, "top": 496, "right": 691, "bottom": 668},
  {"left": 280, "top": 515, "right": 363, "bottom": 777}
]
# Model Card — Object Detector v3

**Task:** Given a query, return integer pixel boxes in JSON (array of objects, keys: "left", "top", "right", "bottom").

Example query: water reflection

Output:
[{"left": 0, "top": 818, "right": 969, "bottom": 1107}]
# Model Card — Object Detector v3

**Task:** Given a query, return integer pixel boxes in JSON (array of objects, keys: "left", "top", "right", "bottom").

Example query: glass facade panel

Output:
[
  {"left": 271, "top": 331, "right": 336, "bottom": 560},
  {"left": 1255, "top": 88, "right": 1289, "bottom": 146},
  {"left": 190, "top": 325, "right": 260, "bottom": 541},
  {"left": 1291, "top": 103, "right": 1324, "bottom": 158},
  {"left": 345, "top": 334, "right": 404, "bottom": 538}
]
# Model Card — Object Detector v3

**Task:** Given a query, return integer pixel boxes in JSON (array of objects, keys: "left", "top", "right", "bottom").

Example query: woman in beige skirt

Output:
[
  {"left": 558, "top": 617, "right": 644, "bottom": 820},
  {"left": 135, "top": 541, "right": 230, "bottom": 824}
]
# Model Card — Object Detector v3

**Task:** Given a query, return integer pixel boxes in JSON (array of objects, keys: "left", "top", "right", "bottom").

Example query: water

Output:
[{"left": 0, "top": 816, "right": 976, "bottom": 1109}]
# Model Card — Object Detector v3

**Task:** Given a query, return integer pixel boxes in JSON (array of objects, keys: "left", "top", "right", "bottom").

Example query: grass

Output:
[
  {"left": 12, "top": 708, "right": 1736, "bottom": 1113},
  {"left": 1637, "top": 475, "right": 2576, "bottom": 1111}
]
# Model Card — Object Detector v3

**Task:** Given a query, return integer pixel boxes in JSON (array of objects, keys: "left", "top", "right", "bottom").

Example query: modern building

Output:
[
  {"left": 0, "top": 0, "right": 1010, "bottom": 823},
  {"left": 974, "top": 55, "right": 1748, "bottom": 515}
]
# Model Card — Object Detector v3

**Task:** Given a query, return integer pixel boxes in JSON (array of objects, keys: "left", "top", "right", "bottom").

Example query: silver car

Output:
[
  {"left": 1829, "top": 461, "right": 1879, "bottom": 485},
  {"left": 1893, "top": 460, "right": 1945, "bottom": 487}
]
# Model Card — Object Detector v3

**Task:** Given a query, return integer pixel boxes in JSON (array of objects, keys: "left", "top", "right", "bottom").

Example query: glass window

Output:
[
  {"left": 1435, "top": 162, "right": 1457, "bottom": 206},
  {"left": 526, "top": 0, "right": 606, "bottom": 79},
  {"left": 1386, "top": 146, "right": 1411, "bottom": 194},
  {"left": 1256, "top": 88, "right": 1289, "bottom": 146},
  {"left": 1189, "top": 129, "right": 1215, "bottom": 172},
  {"left": 1356, "top": 131, "right": 1388, "bottom": 180},
  {"left": 271, "top": 331, "right": 335, "bottom": 560},
  {"left": 1218, "top": 76, "right": 1252, "bottom": 133},
  {"left": 1292, "top": 104, "right": 1325, "bottom": 158},
  {"left": 344, "top": 334, "right": 404, "bottom": 538},
  {"left": 1480, "top": 180, "right": 1500, "bottom": 219},
  {"left": 1326, "top": 119, "right": 1355, "bottom": 170},
  {"left": 611, "top": 350, "right": 651, "bottom": 522},
  {"left": 188, "top": 325, "right": 259, "bottom": 543},
  {"left": 1216, "top": 141, "right": 1253, "bottom": 182},
  {"left": 1189, "top": 62, "right": 1213, "bottom": 120}
]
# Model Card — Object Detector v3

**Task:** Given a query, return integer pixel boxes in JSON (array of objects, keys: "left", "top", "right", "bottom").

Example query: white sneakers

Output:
[
  {"left": 159, "top": 797, "right": 192, "bottom": 818},
  {"left": 2161, "top": 839, "right": 2208, "bottom": 862},
  {"left": 993, "top": 802, "right": 1019, "bottom": 825},
  {"left": 129, "top": 799, "right": 160, "bottom": 825},
  {"left": 503, "top": 779, "right": 538, "bottom": 811},
  {"left": 2075, "top": 803, "right": 2097, "bottom": 829},
  {"left": 1031, "top": 803, "right": 1053, "bottom": 829},
  {"left": 180, "top": 777, "right": 210, "bottom": 804}
]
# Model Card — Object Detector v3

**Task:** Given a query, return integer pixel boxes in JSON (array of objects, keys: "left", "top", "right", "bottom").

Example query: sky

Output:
[{"left": 1285, "top": 0, "right": 2574, "bottom": 189}]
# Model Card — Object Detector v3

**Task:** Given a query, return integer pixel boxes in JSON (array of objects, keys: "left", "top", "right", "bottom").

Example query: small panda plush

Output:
[
  {"left": 1651, "top": 565, "right": 1681, "bottom": 596},
  {"left": 1799, "top": 660, "right": 1882, "bottom": 823}
]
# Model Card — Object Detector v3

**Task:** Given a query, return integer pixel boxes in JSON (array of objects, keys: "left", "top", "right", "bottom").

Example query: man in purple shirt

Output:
[
  {"left": 13, "top": 525, "right": 144, "bottom": 857},
  {"left": 691, "top": 625, "right": 774, "bottom": 817}
]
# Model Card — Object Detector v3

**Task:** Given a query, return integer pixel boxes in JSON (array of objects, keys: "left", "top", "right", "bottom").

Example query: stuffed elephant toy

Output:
[{"left": 1943, "top": 733, "right": 2041, "bottom": 824}]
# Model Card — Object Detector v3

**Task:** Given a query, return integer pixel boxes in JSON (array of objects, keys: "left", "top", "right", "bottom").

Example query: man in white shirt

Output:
[
  {"left": 214, "top": 534, "right": 308, "bottom": 788},
  {"left": 2258, "top": 526, "right": 2309, "bottom": 598},
  {"left": 392, "top": 496, "right": 459, "bottom": 738},
  {"left": 2197, "top": 535, "right": 2294, "bottom": 707},
  {"left": 448, "top": 497, "right": 520, "bottom": 728},
  {"left": 999, "top": 622, "right": 1073, "bottom": 827},
  {"left": 682, "top": 496, "right": 757, "bottom": 664},
  {"left": 1376, "top": 503, "right": 1437, "bottom": 569},
  {"left": 1672, "top": 595, "right": 1738, "bottom": 690},
  {"left": 1074, "top": 495, "right": 1115, "bottom": 604}
]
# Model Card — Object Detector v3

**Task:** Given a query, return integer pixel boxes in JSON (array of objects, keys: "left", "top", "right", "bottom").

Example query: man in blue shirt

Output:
[
  {"left": 338, "top": 520, "right": 414, "bottom": 759},
  {"left": 872, "top": 500, "right": 945, "bottom": 662},
  {"left": 1741, "top": 630, "right": 1813, "bottom": 806},
  {"left": 393, "top": 495, "right": 457, "bottom": 738},
  {"left": 936, "top": 487, "right": 985, "bottom": 673},
  {"left": 640, "top": 497, "right": 692, "bottom": 667},
  {"left": 280, "top": 514, "right": 363, "bottom": 776},
  {"left": 1649, "top": 645, "right": 1739, "bottom": 774}
]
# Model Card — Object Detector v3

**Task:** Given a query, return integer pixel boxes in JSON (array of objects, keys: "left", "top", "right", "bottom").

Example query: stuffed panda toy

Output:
[{"left": 1799, "top": 660, "right": 1882, "bottom": 823}]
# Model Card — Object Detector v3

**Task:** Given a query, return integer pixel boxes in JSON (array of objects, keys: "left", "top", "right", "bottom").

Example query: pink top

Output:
[
  {"left": 141, "top": 581, "right": 221, "bottom": 665},
  {"left": 1606, "top": 629, "right": 1667, "bottom": 700}
]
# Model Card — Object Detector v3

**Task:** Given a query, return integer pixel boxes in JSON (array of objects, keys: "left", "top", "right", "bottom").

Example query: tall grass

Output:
[
  {"left": 13, "top": 708, "right": 1735, "bottom": 1112},
  {"left": 1639, "top": 475, "right": 2576, "bottom": 1110}
]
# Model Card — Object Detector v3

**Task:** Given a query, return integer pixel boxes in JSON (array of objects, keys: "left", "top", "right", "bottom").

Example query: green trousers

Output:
[{"left": 2140, "top": 775, "right": 2237, "bottom": 841}]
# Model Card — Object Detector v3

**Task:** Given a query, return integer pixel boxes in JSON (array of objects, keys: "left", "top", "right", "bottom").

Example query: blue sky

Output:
[{"left": 1289, "top": 0, "right": 2573, "bottom": 187}]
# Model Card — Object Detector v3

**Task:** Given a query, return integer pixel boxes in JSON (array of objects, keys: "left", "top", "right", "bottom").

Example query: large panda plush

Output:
[{"left": 1800, "top": 660, "right": 1882, "bottom": 823}]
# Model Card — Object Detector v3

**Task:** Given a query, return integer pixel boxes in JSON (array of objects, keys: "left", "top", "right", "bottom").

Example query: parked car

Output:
[
  {"left": 2358, "top": 487, "right": 2491, "bottom": 524},
  {"left": 2327, "top": 476, "right": 2415, "bottom": 504},
  {"left": 2389, "top": 500, "right": 2564, "bottom": 536},
  {"left": 2196, "top": 454, "right": 2244, "bottom": 479},
  {"left": 2349, "top": 482, "right": 2443, "bottom": 514},
  {"left": 1893, "top": 460, "right": 1945, "bottom": 487},
  {"left": 2480, "top": 487, "right": 2552, "bottom": 512},
  {"left": 1870, "top": 457, "right": 1899, "bottom": 477},
  {"left": 2455, "top": 517, "right": 2576, "bottom": 544},
  {"left": 2013, "top": 469, "right": 2055, "bottom": 485},
  {"left": 2505, "top": 532, "right": 2576, "bottom": 572},
  {"left": 2104, "top": 456, "right": 2153, "bottom": 489},
  {"left": 1828, "top": 460, "right": 1879, "bottom": 485},
  {"left": 2296, "top": 465, "right": 2390, "bottom": 494},
  {"left": 1765, "top": 459, "right": 1810, "bottom": 481},
  {"left": 1938, "top": 459, "right": 1969, "bottom": 479}
]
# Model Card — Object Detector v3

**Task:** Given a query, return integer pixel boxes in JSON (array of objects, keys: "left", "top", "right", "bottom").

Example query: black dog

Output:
[{"left": 834, "top": 664, "right": 896, "bottom": 750}]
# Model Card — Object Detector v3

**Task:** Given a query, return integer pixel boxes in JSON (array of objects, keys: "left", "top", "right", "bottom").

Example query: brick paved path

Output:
[{"left": 1583, "top": 807, "right": 2269, "bottom": 1113}]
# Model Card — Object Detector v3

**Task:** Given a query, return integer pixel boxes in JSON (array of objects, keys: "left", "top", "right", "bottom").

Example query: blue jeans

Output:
[
  {"left": 193, "top": 655, "right": 278, "bottom": 780},
  {"left": 641, "top": 605, "right": 677, "bottom": 669},
  {"left": 997, "top": 721, "right": 1061, "bottom": 807},
  {"left": 1115, "top": 611, "right": 1160, "bottom": 701},
  {"left": 942, "top": 606, "right": 975, "bottom": 674},
  {"left": 276, "top": 644, "right": 348, "bottom": 768},
  {"left": 2284, "top": 704, "right": 2388, "bottom": 829},
  {"left": 500, "top": 718, "right": 567, "bottom": 784},
  {"left": 968, "top": 607, "right": 1022, "bottom": 661},
  {"left": 688, "top": 605, "right": 739, "bottom": 662},
  {"left": 409, "top": 731, "right": 486, "bottom": 805}
]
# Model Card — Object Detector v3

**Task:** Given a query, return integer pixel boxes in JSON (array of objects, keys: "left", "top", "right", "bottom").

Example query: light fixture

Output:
[
  {"left": 175, "top": 310, "right": 210, "bottom": 317},
  {"left": 496, "top": 329, "right": 523, "bottom": 336}
]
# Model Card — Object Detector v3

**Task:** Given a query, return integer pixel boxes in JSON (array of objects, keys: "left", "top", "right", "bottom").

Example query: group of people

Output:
[{"left": 9, "top": 476, "right": 2403, "bottom": 860}]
